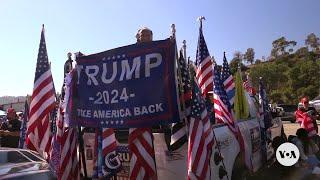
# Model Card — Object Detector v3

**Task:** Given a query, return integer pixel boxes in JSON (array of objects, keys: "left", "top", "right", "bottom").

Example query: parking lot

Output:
[{"left": 282, "top": 120, "right": 320, "bottom": 137}]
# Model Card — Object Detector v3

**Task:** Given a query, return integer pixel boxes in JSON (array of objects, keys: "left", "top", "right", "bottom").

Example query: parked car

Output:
[
  {"left": 277, "top": 104, "right": 297, "bottom": 123},
  {"left": 310, "top": 96, "right": 320, "bottom": 113},
  {"left": 0, "top": 148, "right": 56, "bottom": 179}
]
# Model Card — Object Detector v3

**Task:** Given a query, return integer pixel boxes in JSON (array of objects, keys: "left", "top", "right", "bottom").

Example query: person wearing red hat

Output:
[
  {"left": 0, "top": 108, "right": 21, "bottom": 148},
  {"left": 295, "top": 97, "right": 319, "bottom": 146}
]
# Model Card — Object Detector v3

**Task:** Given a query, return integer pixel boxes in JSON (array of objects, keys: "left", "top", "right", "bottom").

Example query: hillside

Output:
[{"left": 248, "top": 51, "right": 320, "bottom": 104}]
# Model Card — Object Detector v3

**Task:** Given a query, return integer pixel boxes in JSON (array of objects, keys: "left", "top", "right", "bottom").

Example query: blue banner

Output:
[{"left": 70, "top": 39, "right": 180, "bottom": 128}]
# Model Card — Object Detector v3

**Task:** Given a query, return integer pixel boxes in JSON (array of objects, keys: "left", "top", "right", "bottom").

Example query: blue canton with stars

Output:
[
  {"left": 195, "top": 26, "right": 210, "bottom": 66},
  {"left": 178, "top": 50, "right": 191, "bottom": 111},
  {"left": 221, "top": 53, "right": 232, "bottom": 82},
  {"left": 190, "top": 80, "right": 207, "bottom": 119},
  {"left": 34, "top": 29, "right": 50, "bottom": 82},
  {"left": 221, "top": 53, "right": 235, "bottom": 106},
  {"left": 213, "top": 66, "right": 232, "bottom": 111}
]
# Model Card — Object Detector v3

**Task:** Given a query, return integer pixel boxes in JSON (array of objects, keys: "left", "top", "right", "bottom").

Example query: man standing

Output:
[
  {"left": 296, "top": 97, "right": 319, "bottom": 146},
  {"left": 0, "top": 108, "right": 22, "bottom": 148}
]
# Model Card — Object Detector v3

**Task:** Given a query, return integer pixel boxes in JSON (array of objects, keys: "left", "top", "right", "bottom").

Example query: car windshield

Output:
[
  {"left": 278, "top": 105, "right": 297, "bottom": 112},
  {"left": 312, "top": 96, "right": 320, "bottom": 101},
  {"left": 0, "top": 151, "right": 30, "bottom": 164},
  {"left": 20, "top": 150, "right": 43, "bottom": 162}
]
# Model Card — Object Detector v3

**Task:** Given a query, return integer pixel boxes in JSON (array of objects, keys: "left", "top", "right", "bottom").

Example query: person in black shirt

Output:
[{"left": 0, "top": 108, "right": 22, "bottom": 148}]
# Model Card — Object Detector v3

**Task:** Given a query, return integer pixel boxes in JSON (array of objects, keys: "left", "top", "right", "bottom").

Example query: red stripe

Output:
[
  {"left": 31, "top": 76, "right": 53, "bottom": 100},
  {"left": 198, "top": 71, "right": 212, "bottom": 88},
  {"left": 188, "top": 118, "right": 200, "bottom": 160},
  {"left": 29, "top": 90, "right": 54, "bottom": 118},
  {"left": 224, "top": 79, "right": 234, "bottom": 89},
  {"left": 129, "top": 128, "right": 156, "bottom": 180},
  {"left": 130, "top": 158, "right": 141, "bottom": 180},
  {"left": 202, "top": 83, "right": 213, "bottom": 96},
  {"left": 192, "top": 122, "right": 205, "bottom": 173},
  {"left": 102, "top": 142, "right": 117, "bottom": 156},
  {"left": 196, "top": 61, "right": 212, "bottom": 79},
  {"left": 27, "top": 103, "right": 55, "bottom": 134}
]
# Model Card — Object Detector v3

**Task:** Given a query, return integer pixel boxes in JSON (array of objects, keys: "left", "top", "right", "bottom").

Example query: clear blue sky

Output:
[{"left": 0, "top": 0, "right": 319, "bottom": 96}]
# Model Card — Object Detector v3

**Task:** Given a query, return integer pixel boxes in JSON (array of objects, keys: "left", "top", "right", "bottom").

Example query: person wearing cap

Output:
[
  {"left": 295, "top": 97, "right": 319, "bottom": 146},
  {"left": 0, "top": 108, "right": 22, "bottom": 148}
]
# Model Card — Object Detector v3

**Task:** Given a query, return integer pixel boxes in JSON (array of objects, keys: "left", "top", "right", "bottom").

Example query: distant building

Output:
[{"left": 0, "top": 102, "right": 25, "bottom": 112}]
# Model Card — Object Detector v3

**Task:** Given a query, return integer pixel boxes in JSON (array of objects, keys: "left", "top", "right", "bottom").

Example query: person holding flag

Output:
[{"left": 128, "top": 27, "right": 157, "bottom": 180}]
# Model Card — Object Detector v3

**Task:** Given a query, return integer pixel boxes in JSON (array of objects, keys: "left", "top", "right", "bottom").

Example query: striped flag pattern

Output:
[
  {"left": 26, "top": 25, "right": 55, "bottom": 159},
  {"left": 243, "top": 74, "right": 256, "bottom": 97},
  {"left": 59, "top": 124, "right": 79, "bottom": 180},
  {"left": 214, "top": 66, "right": 252, "bottom": 171},
  {"left": 187, "top": 78, "right": 214, "bottom": 180},
  {"left": 213, "top": 66, "right": 237, "bottom": 132},
  {"left": 129, "top": 128, "right": 157, "bottom": 180},
  {"left": 170, "top": 50, "right": 191, "bottom": 151},
  {"left": 195, "top": 23, "right": 213, "bottom": 96},
  {"left": 221, "top": 53, "right": 235, "bottom": 108},
  {"left": 101, "top": 128, "right": 121, "bottom": 177}
]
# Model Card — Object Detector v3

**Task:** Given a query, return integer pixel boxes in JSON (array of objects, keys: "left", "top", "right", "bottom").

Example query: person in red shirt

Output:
[{"left": 295, "top": 97, "right": 319, "bottom": 147}]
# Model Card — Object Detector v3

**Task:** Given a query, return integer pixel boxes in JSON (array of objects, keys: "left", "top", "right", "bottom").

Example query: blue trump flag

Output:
[{"left": 69, "top": 39, "right": 180, "bottom": 128}]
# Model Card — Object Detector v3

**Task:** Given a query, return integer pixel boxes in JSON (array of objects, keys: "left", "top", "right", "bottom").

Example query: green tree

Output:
[
  {"left": 305, "top": 33, "right": 320, "bottom": 52},
  {"left": 288, "top": 61, "right": 320, "bottom": 101},
  {"left": 244, "top": 48, "right": 255, "bottom": 64},
  {"left": 230, "top": 51, "right": 246, "bottom": 74},
  {"left": 271, "top": 37, "right": 297, "bottom": 58}
]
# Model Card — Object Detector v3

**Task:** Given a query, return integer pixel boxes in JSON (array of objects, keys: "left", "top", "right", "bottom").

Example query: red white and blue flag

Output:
[
  {"left": 221, "top": 53, "right": 235, "bottom": 108},
  {"left": 187, "top": 78, "right": 214, "bottom": 180},
  {"left": 170, "top": 50, "right": 191, "bottom": 151},
  {"left": 195, "top": 23, "right": 213, "bottom": 96},
  {"left": 213, "top": 65, "right": 252, "bottom": 171},
  {"left": 129, "top": 128, "right": 157, "bottom": 180},
  {"left": 26, "top": 25, "right": 56, "bottom": 159}
]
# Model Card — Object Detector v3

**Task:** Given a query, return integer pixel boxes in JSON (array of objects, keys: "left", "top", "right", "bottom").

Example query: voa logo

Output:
[{"left": 276, "top": 142, "right": 300, "bottom": 166}]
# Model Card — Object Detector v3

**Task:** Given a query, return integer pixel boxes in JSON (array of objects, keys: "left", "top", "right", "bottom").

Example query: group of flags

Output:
[{"left": 16, "top": 23, "right": 274, "bottom": 180}]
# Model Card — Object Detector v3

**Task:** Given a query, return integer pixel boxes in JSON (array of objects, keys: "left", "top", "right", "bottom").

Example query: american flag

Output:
[
  {"left": 101, "top": 128, "right": 121, "bottom": 177},
  {"left": 57, "top": 71, "right": 80, "bottom": 180},
  {"left": 195, "top": 23, "right": 213, "bottom": 96},
  {"left": 243, "top": 74, "right": 256, "bottom": 96},
  {"left": 258, "top": 78, "right": 272, "bottom": 162},
  {"left": 214, "top": 66, "right": 252, "bottom": 171},
  {"left": 26, "top": 25, "right": 56, "bottom": 159},
  {"left": 129, "top": 128, "right": 157, "bottom": 180},
  {"left": 221, "top": 52, "right": 235, "bottom": 108},
  {"left": 187, "top": 78, "right": 214, "bottom": 180},
  {"left": 170, "top": 50, "right": 190, "bottom": 151},
  {"left": 258, "top": 78, "right": 272, "bottom": 130},
  {"left": 213, "top": 66, "right": 237, "bottom": 132},
  {"left": 19, "top": 100, "right": 29, "bottom": 149}
]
